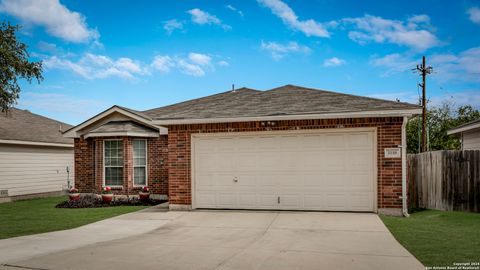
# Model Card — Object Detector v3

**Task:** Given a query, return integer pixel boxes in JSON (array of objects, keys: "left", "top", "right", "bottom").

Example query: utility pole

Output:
[{"left": 415, "top": 56, "right": 432, "bottom": 153}]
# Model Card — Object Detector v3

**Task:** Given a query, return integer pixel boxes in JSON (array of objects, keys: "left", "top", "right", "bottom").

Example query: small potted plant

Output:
[
  {"left": 68, "top": 187, "right": 80, "bottom": 201},
  {"left": 101, "top": 186, "right": 113, "bottom": 203},
  {"left": 139, "top": 186, "right": 150, "bottom": 202}
]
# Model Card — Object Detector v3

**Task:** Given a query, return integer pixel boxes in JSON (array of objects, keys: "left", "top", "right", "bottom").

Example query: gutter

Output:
[
  {"left": 401, "top": 116, "right": 410, "bottom": 217},
  {"left": 0, "top": 139, "right": 73, "bottom": 148}
]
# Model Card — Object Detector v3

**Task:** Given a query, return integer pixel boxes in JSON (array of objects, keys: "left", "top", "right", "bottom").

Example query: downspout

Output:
[{"left": 402, "top": 116, "right": 410, "bottom": 217}]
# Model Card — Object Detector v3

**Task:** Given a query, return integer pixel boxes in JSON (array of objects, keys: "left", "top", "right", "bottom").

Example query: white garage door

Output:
[{"left": 192, "top": 129, "right": 376, "bottom": 212}]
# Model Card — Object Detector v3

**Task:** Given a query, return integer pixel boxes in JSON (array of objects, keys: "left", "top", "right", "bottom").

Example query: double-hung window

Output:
[
  {"left": 104, "top": 140, "right": 123, "bottom": 186},
  {"left": 133, "top": 139, "right": 147, "bottom": 186}
]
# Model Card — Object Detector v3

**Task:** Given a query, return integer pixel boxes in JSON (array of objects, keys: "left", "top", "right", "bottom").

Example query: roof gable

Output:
[{"left": 63, "top": 106, "right": 164, "bottom": 138}]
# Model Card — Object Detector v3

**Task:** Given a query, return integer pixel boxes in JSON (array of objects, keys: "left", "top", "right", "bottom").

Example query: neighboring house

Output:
[
  {"left": 0, "top": 108, "right": 74, "bottom": 202},
  {"left": 64, "top": 85, "right": 421, "bottom": 215},
  {"left": 447, "top": 118, "right": 480, "bottom": 150}
]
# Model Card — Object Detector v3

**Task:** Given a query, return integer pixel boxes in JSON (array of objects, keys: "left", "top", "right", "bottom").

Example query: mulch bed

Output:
[{"left": 56, "top": 194, "right": 167, "bottom": 208}]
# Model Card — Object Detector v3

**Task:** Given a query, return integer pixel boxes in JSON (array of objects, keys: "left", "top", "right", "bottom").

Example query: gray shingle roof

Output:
[
  {"left": 88, "top": 121, "right": 158, "bottom": 134},
  {"left": 0, "top": 108, "right": 73, "bottom": 144},
  {"left": 142, "top": 84, "right": 421, "bottom": 120}
]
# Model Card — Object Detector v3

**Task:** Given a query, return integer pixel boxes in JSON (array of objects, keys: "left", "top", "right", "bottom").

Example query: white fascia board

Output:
[
  {"left": 152, "top": 109, "right": 422, "bottom": 125},
  {"left": 447, "top": 122, "right": 480, "bottom": 135},
  {"left": 0, "top": 139, "right": 73, "bottom": 148},
  {"left": 63, "top": 106, "right": 158, "bottom": 138},
  {"left": 84, "top": 131, "right": 160, "bottom": 139}
]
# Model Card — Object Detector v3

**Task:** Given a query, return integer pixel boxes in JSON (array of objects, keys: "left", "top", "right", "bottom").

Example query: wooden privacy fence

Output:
[{"left": 408, "top": 150, "right": 480, "bottom": 212}]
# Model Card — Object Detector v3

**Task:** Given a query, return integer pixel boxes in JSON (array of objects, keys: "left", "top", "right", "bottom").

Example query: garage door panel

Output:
[
  {"left": 325, "top": 193, "right": 348, "bottom": 209},
  {"left": 195, "top": 191, "right": 216, "bottom": 207},
  {"left": 279, "top": 194, "right": 301, "bottom": 209},
  {"left": 193, "top": 130, "right": 375, "bottom": 212},
  {"left": 196, "top": 153, "right": 234, "bottom": 172},
  {"left": 255, "top": 174, "right": 276, "bottom": 186},
  {"left": 323, "top": 173, "right": 345, "bottom": 188},
  {"left": 277, "top": 173, "right": 302, "bottom": 187},
  {"left": 303, "top": 194, "right": 324, "bottom": 209},
  {"left": 347, "top": 133, "right": 373, "bottom": 148},
  {"left": 348, "top": 151, "right": 373, "bottom": 171},
  {"left": 234, "top": 153, "right": 257, "bottom": 171},
  {"left": 324, "top": 134, "right": 346, "bottom": 148},
  {"left": 301, "top": 134, "right": 325, "bottom": 150},
  {"left": 259, "top": 194, "right": 278, "bottom": 209},
  {"left": 303, "top": 173, "right": 324, "bottom": 186},
  {"left": 322, "top": 151, "right": 346, "bottom": 171},
  {"left": 238, "top": 193, "right": 257, "bottom": 207},
  {"left": 349, "top": 192, "right": 374, "bottom": 210},
  {"left": 348, "top": 174, "right": 373, "bottom": 189}
]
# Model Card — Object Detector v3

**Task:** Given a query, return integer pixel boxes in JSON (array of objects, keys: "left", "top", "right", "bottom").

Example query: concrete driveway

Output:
[{"left": 0, "top": 210, "right": 424, "bottom": 270}]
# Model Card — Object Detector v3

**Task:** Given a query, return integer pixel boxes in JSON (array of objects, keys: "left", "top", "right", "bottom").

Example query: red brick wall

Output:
[
  {"left": 74, "top": 138, "right": 95, "bottom": 192},
  {"left": 167, "top": 117, "right": 404, "bottom": 209},
  {"left": 148, "top": 135, "right": 169, "bottom": 195},
  {"left": 74, "top": 136, "right": 168, "bottom": 196}
]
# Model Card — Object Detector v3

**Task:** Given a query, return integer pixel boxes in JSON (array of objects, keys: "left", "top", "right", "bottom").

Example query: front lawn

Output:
[
  {"left": 0, "top": 196, "right": 148, "bottom": 240},
  {"left": 381, "top": 210, "right": 480, "bottom": 267}
]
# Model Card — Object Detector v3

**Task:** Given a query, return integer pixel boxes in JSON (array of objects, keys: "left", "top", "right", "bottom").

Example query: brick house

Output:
[{"left": 64, "top": 85, "right": 421, "bottom": 215}]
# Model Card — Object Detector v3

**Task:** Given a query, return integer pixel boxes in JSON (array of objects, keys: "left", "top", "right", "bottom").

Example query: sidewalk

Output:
[{"left": 0, "top": 203, "right": 183, "bottom": 264}]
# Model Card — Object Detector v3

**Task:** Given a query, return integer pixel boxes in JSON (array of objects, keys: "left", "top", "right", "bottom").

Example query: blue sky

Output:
[{"left": 1, "top": 0, "right": 479, "bottom": 125}]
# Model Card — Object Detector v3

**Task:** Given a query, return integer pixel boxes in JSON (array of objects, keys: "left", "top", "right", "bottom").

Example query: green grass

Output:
[
  {"left": 380, "top": 209, "right": 480, "bottom": 267},
  {"left": 0, "top": 196, "right": 148, "bottom": 240}
]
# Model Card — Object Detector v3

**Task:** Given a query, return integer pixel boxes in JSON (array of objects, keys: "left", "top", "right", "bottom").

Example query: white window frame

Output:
[
  {"left": 133, "top": 139, "right": 148, "bottom": 187},
  {"left": 103, "top": 139, "right": 124, "bottom": 187}
]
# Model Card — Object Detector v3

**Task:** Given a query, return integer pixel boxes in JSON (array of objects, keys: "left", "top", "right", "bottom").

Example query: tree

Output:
[
  {"left": 0, "top": 21, "right": 43, "bottom": 112},
  {"left": 406, "top": 103, "right": 480, "bottom": 153}
]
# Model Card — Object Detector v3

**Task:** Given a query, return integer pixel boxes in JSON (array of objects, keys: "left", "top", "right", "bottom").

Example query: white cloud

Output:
[
  {"left": 151, "top": 55, "right": 175, "bottom": 73},
  {"left": 370, "top": 53, "right": 419, "bottom": 76},
  {"left": 260, "top": 41, "right": 311, "bottom": 60},
  {"left": 177, "top": 60, "right": 206, "bottom": 77},
  {"left": 44, "top": 51, "right": 226, "bottom": 79},
  {"left": 218, "top": 60, "right": 229, "bottom": 66},
  {"left": 226, "top": 5, "right": 244, "bottom": 17},
  {"left": 37, "top": 41, "right": 58, "bottom": 53},
  {"left": 187, "top": 8, "right": 231, "bottom": 30},
  {"left": 163, "top": 19, "right": 183, "bottom": 34},
  {"left": 257, "top": 0, "right": 329, "bottom": 38},
  {"left": 343, "top": 14, "right": 440, "bottom": 51},
  {"left": 0, "top": 0, "right": 99, "bottom": 43},
  {"left": 150, "top": 53, "right": 224, "bottom": 77},
  {"left": 323, "top": 57, "right": 346, "bottom": 67},
  {"left": 467, "top": 7, "right": 480, "bottom": 24},
  {"left": 43, "top": 53, "right": 148, "bottom": 80},
  {"left": 429, "top": 47, "right": 480, "bottom": 82},
  {"left": 188, "top": 53, "right": 211, "bottom": 66},
  {"left": 371, "top": 47, "right": 480, "bottom": 82}
]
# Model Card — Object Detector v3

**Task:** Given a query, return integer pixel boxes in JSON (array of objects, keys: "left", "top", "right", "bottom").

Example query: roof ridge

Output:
[{"left": 268, "top": 84, "right": 420, "bottom": 107}]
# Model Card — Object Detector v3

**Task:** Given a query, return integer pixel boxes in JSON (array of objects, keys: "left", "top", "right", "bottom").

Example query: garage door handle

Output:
[
  {"left": 233, "top": 177, "right": 238, "bottom": 183},
  {"left": 278, "top": 196, "right": 280, "bottom": 204}
]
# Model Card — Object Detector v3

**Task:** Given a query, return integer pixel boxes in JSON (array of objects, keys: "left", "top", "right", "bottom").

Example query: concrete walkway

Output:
[
  {"left": 0, "top": 204, "right": 181, "bottom": 264},
  {"left": 0, "top": 210, "right": 424, "bottom": 270}
]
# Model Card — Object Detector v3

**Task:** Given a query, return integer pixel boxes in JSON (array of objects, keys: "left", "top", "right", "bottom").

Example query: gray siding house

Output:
[
  {"left": 0, "top": 108, "right": 74, "bottom": 202},
  {"left": 447, "top": 118, "right": 480, "bottom": 150}
]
